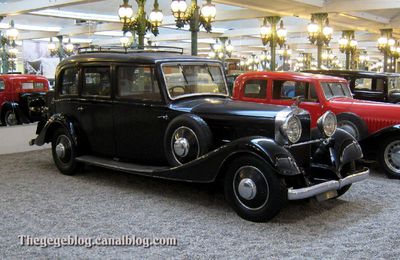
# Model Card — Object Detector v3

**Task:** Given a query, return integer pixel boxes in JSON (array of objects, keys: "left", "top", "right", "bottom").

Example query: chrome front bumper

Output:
[{"left": 287, "top": 168, "right": 369, "bottom": 200}]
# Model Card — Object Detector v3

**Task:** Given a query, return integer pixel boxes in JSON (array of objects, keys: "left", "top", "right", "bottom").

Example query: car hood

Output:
[
  {"left": 330, "top": 97, "right": 400, "bottom": 123},
  {"left": 171, "top": 97, "right": 289, "bottom": 119}
]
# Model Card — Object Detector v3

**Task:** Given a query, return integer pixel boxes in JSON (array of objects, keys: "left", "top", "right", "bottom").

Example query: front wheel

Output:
[
  {"left": 4, "top": 110, "right": 20, "bottom": 126},
  {"left": 224, "top": 155, "right": 287, "bottom": 222},
  {"left": 51, "top": 128, "right": 81, "bottom": 175},
  {"left": 378, "top": 136, "right": 400, "bottom": 179}
]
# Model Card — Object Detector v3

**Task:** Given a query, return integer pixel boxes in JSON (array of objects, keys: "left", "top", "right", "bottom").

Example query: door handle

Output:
[
  {"left": 157, "top": 115, "right": 169, "bottom": 120},
  {"left": 77, "top": 106, "right": 85, "bottom": 112}
]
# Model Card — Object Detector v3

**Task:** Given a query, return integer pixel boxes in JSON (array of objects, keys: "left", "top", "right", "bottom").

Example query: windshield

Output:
[
  {"left": 162, "top": 63, "right": 228, "bottom": 99},
  {"left": 321, "top": 82, "right": 353, "bottom": 99},
  {"left": 388, "top": 77, "right": 400, "bottom": 92}
]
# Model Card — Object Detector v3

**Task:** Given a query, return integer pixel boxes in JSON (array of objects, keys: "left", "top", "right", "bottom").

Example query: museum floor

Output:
[{"left": 1, "top": 148, "right": 399, "bottom": 258}]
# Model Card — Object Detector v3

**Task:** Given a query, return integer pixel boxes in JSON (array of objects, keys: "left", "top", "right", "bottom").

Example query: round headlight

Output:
[
  {"left": 317, "top": 111, "right": 337, "bottom": 137},
  {"left": 281, "top": 115, "right": 302, "bottom": 143}
]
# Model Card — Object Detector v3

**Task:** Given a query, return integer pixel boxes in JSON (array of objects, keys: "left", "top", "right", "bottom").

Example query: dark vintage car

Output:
[
  {"left": 30, "top": 48, "right": 368, "bottom": 222},
  {"left": 0, "top": 73, "right": 49, "bottom": 126},
  {"left": 226, "top": 73, "right": 241, "bottom": 96},
  {"left": 304, "top": 70, "right": 400, "bottom": 103}
]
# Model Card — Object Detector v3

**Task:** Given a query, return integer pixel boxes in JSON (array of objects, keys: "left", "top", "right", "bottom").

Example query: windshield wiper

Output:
[
  {"left": 178, "top": 64, "right": 188, "bottom": 84},
  {"left": 204, "top": 63, "right": 215, "bottom": 82}
]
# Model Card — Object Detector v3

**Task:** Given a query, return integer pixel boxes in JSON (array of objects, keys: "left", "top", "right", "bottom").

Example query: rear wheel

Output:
[
  {"left": 224, "top": 155, "right": 286, "bottom": 222},
  {"left": 4, "top": 110, "right": 20, "bottom": 126},
  {"left": 51, "top": 128, "right": 81, "bottom": 175},
  {"left": 378, "top": 136, "right": 400, "bottom": 179}
]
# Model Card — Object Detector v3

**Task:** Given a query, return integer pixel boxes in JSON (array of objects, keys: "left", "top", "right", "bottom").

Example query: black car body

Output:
[
  {"left": 304, "top": 70, "right": 400, "bottom": 103},
  {"left": 31, "top": 50, "right": 368, "bottom": 222}
]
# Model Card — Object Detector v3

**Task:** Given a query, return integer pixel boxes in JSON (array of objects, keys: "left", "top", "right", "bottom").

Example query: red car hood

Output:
[{"left": 329, "top": 97, "right": 400, "bottom": 133}]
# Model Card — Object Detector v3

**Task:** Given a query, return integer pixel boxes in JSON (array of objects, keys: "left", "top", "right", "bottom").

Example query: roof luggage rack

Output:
[{"left": 78, "top": 45, "right": 184, "bottom": 55}]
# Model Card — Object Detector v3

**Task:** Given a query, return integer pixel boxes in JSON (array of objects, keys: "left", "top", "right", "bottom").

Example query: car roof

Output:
[
  {"left": 240, "top": 71, "right": 346, "bottom": 81},
  {"left": 0, "top": 74, "right": 48, "bottom": 81},
  {"left": 59, "top": 52, "right": 219, "bottom": 67},
  {"left": 303, "top": 69, "right": 400, "bottom": 78}
]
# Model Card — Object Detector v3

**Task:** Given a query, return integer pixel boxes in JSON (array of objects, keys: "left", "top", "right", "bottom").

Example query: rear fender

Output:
[
  {"left": 1, "top": 102, "right": 28, "bottom": 123},
  {"left": 33, "top": 113, "right": 78, "bottom": 146},
  {"left": 359, "top": 124, "right": 400, "bottom": 158}
]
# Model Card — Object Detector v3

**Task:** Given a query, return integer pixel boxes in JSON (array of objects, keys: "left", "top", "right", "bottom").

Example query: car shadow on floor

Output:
[{"left": 64, "top": 164, "right": 377, "bottom": 224}]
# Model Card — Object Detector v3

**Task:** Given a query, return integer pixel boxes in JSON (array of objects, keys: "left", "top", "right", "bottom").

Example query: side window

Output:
[
  {"left": 82, "top": 67, "right": 111, "bottom": 97},
  {"left": 0, "top": 80, "right": 4, "bottom": 92},
  {"left": 117, "top": 66, "right": 161, "bottom": 102},
  {"left": 375, "top": 79, "right": 384, "bottom": 92},
  {"left": 243, "top": 79, "right": 267, "bottom": 99},
  {"left": 60, "top": 68, "right": 78, "bottom": 96},
  {"left": 354, "top": 78, "right": 373, "bottom": 90},
  {"left": 273, "top": 80, "right": 317, "bottom": 102}
]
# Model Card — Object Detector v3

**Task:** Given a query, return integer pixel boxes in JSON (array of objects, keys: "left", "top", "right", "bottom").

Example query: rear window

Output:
[
  {"left": 0, "top": 80, "right": 4, "bottom": 92},
  {"left": 82, "top": 67, "right": 111, "bottom": 97},
  {"left": 21, "top": 82, "right": 45, "bottom": 90}
]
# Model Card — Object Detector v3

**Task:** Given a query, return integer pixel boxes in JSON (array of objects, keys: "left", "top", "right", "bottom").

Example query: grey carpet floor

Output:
[{"left": 1, "top": 149, "right": 399, "bottom": 259}]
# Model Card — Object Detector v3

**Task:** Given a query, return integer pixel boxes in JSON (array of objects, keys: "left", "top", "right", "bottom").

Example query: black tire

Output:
[
  {"left": 378, "top": 136, "right": 400, "bottom": 179},
  {"left": 224, "top": 155, "right": 287, "bottom": 222},
  {"left": 51, "top": 128, "right": 81, "bottom": 175},
  {"left": 164, "top": 114, "right": 213, "bottom": 166},
  {"left": 4, "top": 110, "right": 20, "bottom": 126},
  {"left": 334, "top": 162, "right": 355, "bottom": 198},
  {"left": 336, "top": 113, "right": 368, "bottom": 141}
]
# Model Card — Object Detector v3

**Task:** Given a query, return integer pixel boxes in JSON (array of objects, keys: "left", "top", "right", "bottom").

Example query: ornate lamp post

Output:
[
  {"left": 377, "top": 28, "right": 396, "bottom": 72},
  {"left": 259, "top": 50, "right": 271, "bottom": 71},
  {"left": 389, "top": 43, "right": 400, "bottom": 72},
  {"left": 339, "top": 30, "right": 357, "bottom": 70},
  {"left": 321, "top": 48, "right": 335, "bottom": 68},
  {"left": 307, "top": 13, "right": 333, "bottom": 69},
  {"left": 260, "top": 16, "right": 287, "bottom": 71},
  {"left": 359, "top": 50, "right": 369, "bottom": 70},
  {"left": 118, "top": 0, "right": 163, "bottom": 49},
  {"left": 48, "top": 36, "right": 76, "bottom": 61},
  {"left": 171, "top": 0, "right": 216, "bottom": 55},
  {"left": 278, "top": 44, "right": 291, "bottom": 71},
  {"left": 0, "top": 19, "right": 19, "bottom": 73},
  {"left": 297, "top": 52, "right": 312, "bottom": 70},
  {"left": 208, "top": 37, "right": 233, "bottom": 65}
]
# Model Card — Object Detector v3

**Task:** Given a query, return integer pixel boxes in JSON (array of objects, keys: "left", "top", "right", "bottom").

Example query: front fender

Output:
[
  {"left": 32, "top": 113, "right": 78, "bottom": 146},
  {"left": 150, "top": 136, "right": 302, "bottom": 183}
]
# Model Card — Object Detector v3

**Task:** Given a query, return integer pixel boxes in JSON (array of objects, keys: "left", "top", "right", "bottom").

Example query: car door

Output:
[
  {"left": 55, "top": 66, "right": 81, "bottom": 129},
  {"left": 269, "top": 79, "right": 323, "bottom": 127},
  {"left": 113, "top": 64, "right": 169, "bottom": 164},
  {"left": 78, "top": 65, "right": 115, "bottom": 157}
]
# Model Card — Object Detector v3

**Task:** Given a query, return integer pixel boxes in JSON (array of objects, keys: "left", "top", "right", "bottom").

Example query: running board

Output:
[{"left": 76, "top": 155, "right": 168, "bottom": 174}]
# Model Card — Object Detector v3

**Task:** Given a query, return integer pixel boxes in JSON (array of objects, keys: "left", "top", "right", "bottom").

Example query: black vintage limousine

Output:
[
  {"left": 31, "top": 47, "right": 368, "bottom": 222},
  {"left": 304, "top": 70, "right": 400, "bottom": 103}
]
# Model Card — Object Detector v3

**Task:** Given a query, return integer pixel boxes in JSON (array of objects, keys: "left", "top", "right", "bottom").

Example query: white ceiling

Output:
[{"left": 1, "top": 0, "right": 400, "bottom": 63}]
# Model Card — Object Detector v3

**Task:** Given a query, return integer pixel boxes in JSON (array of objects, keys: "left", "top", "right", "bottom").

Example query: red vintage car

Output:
[
  {"left": 0, "top": 73, "right": 49, "bottom": 126},
  {"left": 233, "top": 71, "right": 400, "bottom": 178}
]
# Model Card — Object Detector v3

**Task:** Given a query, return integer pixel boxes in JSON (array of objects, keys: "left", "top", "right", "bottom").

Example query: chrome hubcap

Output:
[
  {"left": 233, "top": 166, "right": 269, "bottom": 211},
  {"left": 55, "top": 135, "right": 72, "bottom": 164},
  {"left": 55, "top": 143, "right": 66, "bottom": 159},
  {"left": 170, "top": 126, "right": 200, "bottom": 165},
  {"left": 238, "top": 178, "right": 257, "bottom": 200},
  {"left": 173, "top": 138, "right": 190, "bottom": 157},
  {"left": 384, "top": 140, "right": 400, "bottom": 174},
  {"left": 6, "top": 112, "right": 17, "bottom": 126}
]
